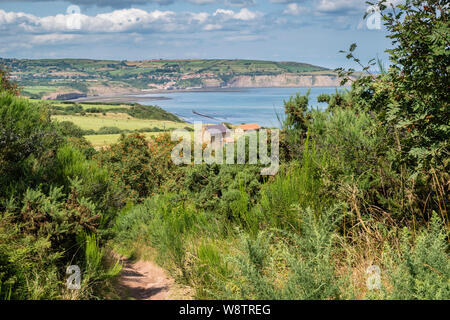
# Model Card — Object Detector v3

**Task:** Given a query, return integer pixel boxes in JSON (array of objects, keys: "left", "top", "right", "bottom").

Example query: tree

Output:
[
  {"left": 370, "top": 0, "right": 449, "bottom": 169},
  {"left": 338, "top": 1, "right": 449, "bottom": 170},
  {"left": 0, "top": 65, "right": 19, "bottom": 95},
  {"left": 284, "top": 90, "right": 311, "bottom": 134}
]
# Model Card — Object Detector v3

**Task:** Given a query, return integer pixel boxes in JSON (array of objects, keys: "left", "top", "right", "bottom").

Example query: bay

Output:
[{"left": 136, "top": 87, "right": 348, "bottom": 128}]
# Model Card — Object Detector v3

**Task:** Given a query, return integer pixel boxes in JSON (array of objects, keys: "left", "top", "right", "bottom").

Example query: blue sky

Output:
[{"left": 0, "top": 0, "right": 394, "bottom": 69}]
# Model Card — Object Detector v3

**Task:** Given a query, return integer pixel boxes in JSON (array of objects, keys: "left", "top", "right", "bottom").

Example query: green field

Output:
[
  {"left": 52, "top": 114, "right": 187, "bottom": 131},
  {"left": 47, "top": 101, "right": 133, "bottom": 110},
  {"left": 52, "top": 109, "right": 191, "bottom": 147},
  {"left": 22, "top": 85, "right": 63, "bottom": 96},
  {"left": 85, "top": 132, "right": 160, "bottom": 147},
  {"left": 42, "top": 99, "right": 189, "bottom": 147}
]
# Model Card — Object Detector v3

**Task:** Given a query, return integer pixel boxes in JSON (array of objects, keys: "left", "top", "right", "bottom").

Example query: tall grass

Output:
[
  {"left": 256, "top": 133, "right": 328, "bottom": 231},
  {"left": 70, "top": 233, "right": 122, "bottom": 299}
]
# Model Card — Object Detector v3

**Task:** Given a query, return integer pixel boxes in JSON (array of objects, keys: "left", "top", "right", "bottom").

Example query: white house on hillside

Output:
[{"left": 202, "top": 123, "right": 233, "bottom": 146}]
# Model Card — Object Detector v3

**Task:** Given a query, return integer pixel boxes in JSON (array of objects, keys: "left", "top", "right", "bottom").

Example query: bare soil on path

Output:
[{"left": 116, "top": 257, "right": 192, "bottom": 300}]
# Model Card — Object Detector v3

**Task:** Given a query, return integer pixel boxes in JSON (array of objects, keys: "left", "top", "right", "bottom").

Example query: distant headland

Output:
[{"left": 0, "top": 58, "right": 349, "bottom": 100}]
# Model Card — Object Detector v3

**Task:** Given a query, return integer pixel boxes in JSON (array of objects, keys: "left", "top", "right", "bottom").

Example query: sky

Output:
[{"left": 0, "top": 0, "right": 396, "bottom": 69}]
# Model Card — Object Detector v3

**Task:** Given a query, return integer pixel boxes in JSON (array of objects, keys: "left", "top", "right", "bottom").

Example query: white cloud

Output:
[
  {"left": 224, "top": 34, "right": 266, "bottom": 41},
  {"left": 0, "top": 7, "right": 264, "bottom": 36},
  {"left": 224, "top": 0, "right": 256, "bottom": 7},
  {"left": 213, "top": 9, "right": 235, "bottom": 16},
  {"left": 31, "top": 33, "right": 80, "bottom": 44},
  {"left": 212, "top": 8, "right": 262, "bottom": 21},
  {"left": 234, "top": 8, "right": 260, "bottom": 20},
  {"left": 189, "top": 12, "right": 210, "bottom": 24},
  {"left": 188, "top": 0, "right": 218, "bottom": 4},
  {"left": 0, "top": 8, "right": 178, "bottom": 33},
  {"left": 203, "top": 23, "right": 223, "bottom": 30},
  {"left": 316, "top": 0, "right": 365, "bottom": 14},
  {"left": 283, "top": 3, "right": 307, "bottom": 16}
]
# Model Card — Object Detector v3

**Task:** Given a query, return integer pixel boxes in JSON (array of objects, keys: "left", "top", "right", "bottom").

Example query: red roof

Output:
[{"left": 237, "top": 123, "right": 261, "bottom": 131}]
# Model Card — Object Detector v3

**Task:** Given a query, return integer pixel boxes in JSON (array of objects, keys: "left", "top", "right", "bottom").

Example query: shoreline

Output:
[{"left": 73, "top": 85, "right": 348, "bottom": 103}]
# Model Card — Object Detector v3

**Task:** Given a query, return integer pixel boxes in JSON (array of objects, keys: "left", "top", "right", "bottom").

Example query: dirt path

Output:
[{"left": 116, "top": 258, "right": 192, "bottom": 300}]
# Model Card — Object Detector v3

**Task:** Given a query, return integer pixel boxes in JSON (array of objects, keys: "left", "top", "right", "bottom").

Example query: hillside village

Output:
[
  {"left": 0, "top": 58, "right": 339, "bottom": 99},
  {"left": 202, "top": 123, "right": 262, "bottom": 146}
]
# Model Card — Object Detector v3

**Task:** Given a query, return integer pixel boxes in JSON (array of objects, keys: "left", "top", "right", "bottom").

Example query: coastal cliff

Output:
[
  {"left": 224, "top": 73, "right": 343, "bottom": 88},
  {"left": 2, "top": 58, "right": 348, "bottom": 98}
]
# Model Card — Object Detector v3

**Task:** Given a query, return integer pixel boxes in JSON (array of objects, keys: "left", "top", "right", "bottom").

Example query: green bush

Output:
[
  {"left": 56, "top": 144, "right": 126, "bottom": 215},
  {"left": 97, "top": 126, "right": 124, "bottom": 135},
  {"left": 114, "top": 195, "right": 208, "bottom": 280},
  {"left": 0, "top": 93, "right": 62, "bottom": 200},
  {"left": 0, "top": 183, "right": 117, "bottom": 300},
  {"left": 0, "top": 94, "right": 123, "bottom": 299},
  {"left": 95, "top": 133, "right": 178, "bottom": 201},
  {"left": 257, "top": 135, "right": 326, "bottom": 231},
  {"left": 0, "top": 212, "right": 63, "bottom": 300},
  {"left": 0, "top": 66, "right": 19, "bottom": 95},
  {"left": 215, "top": 205, "right": 348, "bottom": 300},
  {"left": 57, "top": 121, "right": 85, "bottom": 138},
  {"left": 384, "top": 213, "right": 450, "bottom": 299},
  {"left": 183, "top": 164, "right": 263, "bottom": 225}
]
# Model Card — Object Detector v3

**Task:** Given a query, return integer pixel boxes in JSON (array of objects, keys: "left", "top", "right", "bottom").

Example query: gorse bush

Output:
[
  {"left": 199, "top": 206, "right": 348, "bottom": 300},
  {"left": 0, "top": 211, "right": 63, "bottom": 300},
  {"left": 308, "top": 108, "right": 381, "bottom": 178},
  {"left": 182, "top": 164, "right": 264, "bottom": 225},
  {"left": 0, "top": 93, "right": 62, "bottom": 199},
  {"left": 281, "top": 206, "right": 346, "bottom": 300},
  {"left": 56, "top": 145, "right": 126, "bottom": 216},
  {"left": 20, "top": 186, "right": 100, "bottom": 248},
  {"left": 280, "top": 90, "right": 312, "bottom": 161},
  {"left": 95, "top": 133, "right": 178, "bottom": 202},
  {"left": 0, "top": 92, "right": 121, "bottom": 299},
  {"left": 307, "top": 107, "right": 409, "bottom": 222},
  {"left": 0, "top": 183, "right": 120, "bottom": 299},
  {"left": 384, "top": 213, "right": 450, "bottom": 300}
]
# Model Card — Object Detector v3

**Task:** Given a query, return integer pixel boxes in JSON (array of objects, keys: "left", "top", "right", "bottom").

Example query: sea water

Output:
[{"left": 136, "top": 87, "right": 347, "bottom": 128}]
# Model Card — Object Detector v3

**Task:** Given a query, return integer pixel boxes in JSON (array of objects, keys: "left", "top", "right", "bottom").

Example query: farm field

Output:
[
  {"left": 42, "top": 99, "right": 189, "bottom": 146},
  {"left": 46, "top": 102, "right": 132, "bottom": 110},
  {"left": 23, "top": 86, "right": 62, "bottom": 95},
  {"left": 52, "top": 114, "right": 187, "bottom": 131},
  {"left": 84, "top": 132, "right": 159, "bottom": 147}
]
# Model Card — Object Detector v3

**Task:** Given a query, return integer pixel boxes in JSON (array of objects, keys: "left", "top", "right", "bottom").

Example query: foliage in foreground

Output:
[
  {"left": 1, "top": 1, "right": 449, "bottom": 300},
  {"left": 112, "top": 2, "right": 449, "bottom": 298},
  {"left": 0, "top": 87, "right": 122, "bottom": 299}
]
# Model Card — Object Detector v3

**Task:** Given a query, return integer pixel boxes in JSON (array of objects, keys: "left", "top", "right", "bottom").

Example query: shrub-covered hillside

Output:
[{"left": 0, "top": 0, "right": 448, "bottom": 300}]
